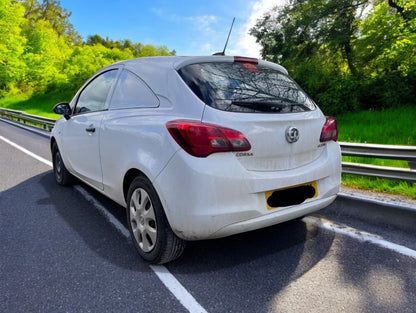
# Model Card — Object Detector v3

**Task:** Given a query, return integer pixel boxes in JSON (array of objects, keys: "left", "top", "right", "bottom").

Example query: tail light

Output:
[
  {"left": 166, "top": 120, "right": 251, "bottom": 157},
  {"left": 320, "top": 117, "right": 338, "bottom": 142}
]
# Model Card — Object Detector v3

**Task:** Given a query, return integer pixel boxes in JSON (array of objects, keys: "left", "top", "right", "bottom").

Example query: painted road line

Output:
[
  {"left": 303, "top": 216, "right": 416, "bottom": 259},
  {"left": 0, "top": 135, "right": 52, "bottom": 167},
  {"left": 0, "top": 135, "right": 208, "bottom": 313},
  {"left": 74, "top": 184, "right": 208, "bottom": 313},
  {"left": 73, "top": 185, "right": 131, "bottom": 238},
  {"left": 150, "top": 265, "right": 208, "bottom": 313}
]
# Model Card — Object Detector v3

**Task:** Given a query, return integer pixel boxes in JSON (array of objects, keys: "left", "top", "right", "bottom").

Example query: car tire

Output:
[
  {"left": 126, "top": 176, "right": 186, "bottom": 264},
  {"left": 52, "top": 142, "right": 75, "bottom": 186}
]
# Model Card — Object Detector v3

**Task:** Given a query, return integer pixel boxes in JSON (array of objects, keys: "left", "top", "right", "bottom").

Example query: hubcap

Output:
[{"left": 129, "top": 188, "right": 157, "bottom": 252}]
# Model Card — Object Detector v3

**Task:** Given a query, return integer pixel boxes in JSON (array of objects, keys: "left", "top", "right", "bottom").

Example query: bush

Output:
[{"left": 358, "top": 72, "right": 416, "bottom": 110}]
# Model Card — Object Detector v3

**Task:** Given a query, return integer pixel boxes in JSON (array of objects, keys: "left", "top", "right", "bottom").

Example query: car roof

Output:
[
  {"left": 97, "top": 55, "right": 289, "bottom": 101},
  {"left": 109, "top": 55, "right": 288, "bottom": 74}
]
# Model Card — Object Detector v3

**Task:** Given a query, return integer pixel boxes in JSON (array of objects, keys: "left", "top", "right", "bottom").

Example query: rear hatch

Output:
[{"left": 177, "top": 57, "right": 326, "bottom": 171}]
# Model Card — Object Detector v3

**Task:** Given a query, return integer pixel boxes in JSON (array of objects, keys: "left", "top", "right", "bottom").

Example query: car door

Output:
[{"left": 62, "top": 69, "right": 118, "bottom": 190}]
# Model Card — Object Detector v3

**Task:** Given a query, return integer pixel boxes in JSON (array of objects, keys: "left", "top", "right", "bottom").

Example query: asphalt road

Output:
[{"left": 1, "top": 120, "right": 416, "bottom": 313}]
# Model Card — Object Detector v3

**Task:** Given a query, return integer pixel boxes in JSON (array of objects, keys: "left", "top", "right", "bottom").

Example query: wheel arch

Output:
[
  {"left": 50, "top": 136, "right": 57, "bottom": 152},
  {"left": 125, "top": 172, "right": 186, "bottom": 263},
  {"left": 122, "top": 168, "right": 178, "bottom": 237},
  {"left": 123, "top": 168, "right": 146, "bottom": 203}
]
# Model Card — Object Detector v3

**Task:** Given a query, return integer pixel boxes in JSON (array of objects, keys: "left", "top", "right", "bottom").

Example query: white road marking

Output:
[
  {"left": 303, "top": 216, "right": 416, "bottom": 259},
  {"left": 1, "top": 135, "right": 208, "bottom": 313},
  {"left": 74, "top": 185, "right": 208, "bottom": 313},
  {"left": 0, "top": 135, "right": 52, "bottom": 167},
  {"left": 73, "top": 185, "right": 131, "bottom": 238},
  {"left": 150, "top": 265, "right": 208, "bottom": 313}
]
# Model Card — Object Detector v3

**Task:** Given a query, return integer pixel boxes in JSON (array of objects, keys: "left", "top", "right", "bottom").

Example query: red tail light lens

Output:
[
  {"left": 320, "top": 117, "right": 338, "bottom": 142},
  {"left": 166, "top": 120, "right": 251, "bottom": 157}
]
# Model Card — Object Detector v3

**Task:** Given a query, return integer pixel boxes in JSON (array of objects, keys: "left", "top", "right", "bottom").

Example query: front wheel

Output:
[
  {"left": 126, "top": 176, "right": 186, "bottom": 264},
  {"left": 52, "top": 142, "right": 75, "bottom": 186}
]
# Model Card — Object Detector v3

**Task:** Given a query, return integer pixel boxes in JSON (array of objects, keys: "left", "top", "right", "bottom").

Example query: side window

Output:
[
  {"left": 109, "top": 70, "right": 159, "bottom": 109},
  {"left": 75, "top": 70, "right": 118, "bottom": 114}
]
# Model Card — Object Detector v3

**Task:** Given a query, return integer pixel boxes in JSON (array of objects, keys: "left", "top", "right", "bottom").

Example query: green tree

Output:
[
  {"left": 0, "top": 0, "right": 176, "bottom": 98},
  {"left": 250, "top": 0, "right": 370, "bottom": 76},
  {"left": 20, "top": 0, "right": 81, "bottom": 44},
  {"left": 354, "top": 0, "right": 416, "bottom": 108},
  {"left": 355, "top": 1, "right": 416, "bottom": 77},
  {"left": 0, "top": 0, "right": 27, "bottom": 94},
  {"left": 23, "top": 18, "right": 71, "bottom": 91},
  {"left": 250, "top": 0, "right": 416, "bottom": 114},
  {"left": 64, "top": 45, "right": 113, "bottom": 92},
  {"left": 86, "top": 34, "right": 107, "bottom": 46}
]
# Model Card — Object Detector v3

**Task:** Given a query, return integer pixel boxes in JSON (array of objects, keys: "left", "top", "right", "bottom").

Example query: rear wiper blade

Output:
[
  {"left": 290, "top": 102, "right": 310, "bottom": 111},
  {"left": 231, "top": 101, "right": 286, "bottom": 112}
]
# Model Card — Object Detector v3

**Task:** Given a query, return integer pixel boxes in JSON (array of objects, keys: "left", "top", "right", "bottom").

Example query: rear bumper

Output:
[
  {"left": 154, "top": 141, "right": 341, "bottom": 240},
  {"left": 210, "top": 195, "right": 337, "bottom": 238}
]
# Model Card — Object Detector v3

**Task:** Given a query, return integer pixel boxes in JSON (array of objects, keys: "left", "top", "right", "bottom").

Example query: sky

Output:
[{"left": 59, "top": 0, "right": 285, "bottom": 58}]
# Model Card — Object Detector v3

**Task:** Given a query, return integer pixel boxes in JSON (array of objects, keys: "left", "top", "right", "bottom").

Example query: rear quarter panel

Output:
[{"left": 99, "top": 109, "right": 181, "bottom": 206}]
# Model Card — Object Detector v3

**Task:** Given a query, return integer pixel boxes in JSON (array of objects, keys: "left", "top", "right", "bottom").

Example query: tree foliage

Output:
[
  {"left": 250, "top": 0, "right": 416, "bottom": 115},
  {"left": 0, "top": 0, "right": 27, "bottom": 92},
  {"left": 0, "top": 0, "right": 176, "bottom": 97}
]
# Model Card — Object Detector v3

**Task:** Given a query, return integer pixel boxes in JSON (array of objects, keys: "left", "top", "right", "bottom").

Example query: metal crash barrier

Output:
[
  {"left": 1, "top": 107, "right": 415, "bottom": 182},
  {"left": 0, "top": 108, "right": 56, "bottom": 132},
  {"left": 340, "top": 142, "right": 416, "bottom": 182}
]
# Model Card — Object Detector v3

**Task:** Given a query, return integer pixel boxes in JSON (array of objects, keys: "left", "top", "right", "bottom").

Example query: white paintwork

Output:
[{"left": 51, "top": 56, "right": 341, "bottom": 241}]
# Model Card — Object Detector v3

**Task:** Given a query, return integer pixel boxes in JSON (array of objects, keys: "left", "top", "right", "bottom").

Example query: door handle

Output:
[{"left": 85, "top": 125, "right": 95, "bottom": 133}]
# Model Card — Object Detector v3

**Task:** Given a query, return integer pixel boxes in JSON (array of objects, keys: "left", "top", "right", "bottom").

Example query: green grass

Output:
[
  {"left": 336, "top": 106, "right": 416, "bottom": 199},
  {"left": 341, "top": 174, "right": 416, "bottom": 199},
  {"left": 337, "top": 106, "right": 416, "bottom": 169},
  {"left": 337, "top": 106, "right": 416, "bottom": 145},
  {"left": 0, "top": 92, "right": 72, "bottom": 119},
  {"left": 1, "top": 93, "right": 415, "bottom": 198}
]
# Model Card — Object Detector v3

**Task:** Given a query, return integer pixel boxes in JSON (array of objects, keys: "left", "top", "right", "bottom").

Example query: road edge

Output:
[{"left": 323, "top": 192, "right": 416, "bottom": 233}]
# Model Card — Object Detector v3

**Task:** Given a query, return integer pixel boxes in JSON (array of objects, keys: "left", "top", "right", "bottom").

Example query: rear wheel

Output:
[
  {"left": 126, "top": 176, "right": 186, "bottom": 264},
  {"left": 52, "top": 142, "right": 75, "bottom": 186}
]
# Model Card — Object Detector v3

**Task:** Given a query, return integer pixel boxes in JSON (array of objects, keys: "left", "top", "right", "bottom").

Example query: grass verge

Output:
[
  {"left": 342, "top": 174, "right": 415, "bottom": 199},
  {"left": 336, "top": 106, "right": 416, "bottom": 199},
  {"left": 0, "top": 92, "right": 72, "bottom": 119},
  {"left": 337, "top": 106, "right": 416, "bottom": 145}
]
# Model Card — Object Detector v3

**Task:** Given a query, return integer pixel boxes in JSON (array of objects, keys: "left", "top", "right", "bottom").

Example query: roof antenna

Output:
[{"left": 213, "top": 17, "right": 235, "bottom": 56}]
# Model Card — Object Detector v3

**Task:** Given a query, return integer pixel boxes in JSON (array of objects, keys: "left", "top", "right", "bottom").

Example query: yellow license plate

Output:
[{"left": 265, "top": 181, "right": 318, "bottom": 210}]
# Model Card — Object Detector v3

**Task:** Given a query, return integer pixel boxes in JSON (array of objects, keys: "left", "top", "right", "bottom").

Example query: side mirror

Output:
[{"left": 53, "top": 102, "right": 71, "bottom": 120}]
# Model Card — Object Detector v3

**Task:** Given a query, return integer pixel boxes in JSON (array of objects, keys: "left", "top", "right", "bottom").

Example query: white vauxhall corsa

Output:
[{"left": 51, "top": 55, "right": 341, "bottom": 264}]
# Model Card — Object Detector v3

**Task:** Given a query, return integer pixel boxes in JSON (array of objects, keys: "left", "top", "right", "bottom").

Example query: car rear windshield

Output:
[{"left": 178, "top": 61, "right": 316, "bottom": 113}]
